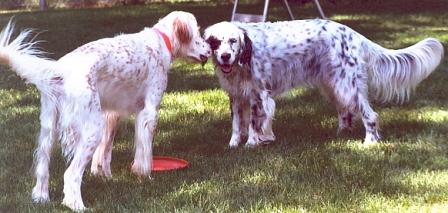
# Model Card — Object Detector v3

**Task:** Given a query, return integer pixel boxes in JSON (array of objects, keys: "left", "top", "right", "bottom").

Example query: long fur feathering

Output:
[
  {"left": 0, "top": 20, "right": 68, "bottom": 158},
  {"left": 0, "top": 19, "right": 58, "bottom": 99},
  {"left": 367, "top": 37, "right": 444, "bottom": 103}
]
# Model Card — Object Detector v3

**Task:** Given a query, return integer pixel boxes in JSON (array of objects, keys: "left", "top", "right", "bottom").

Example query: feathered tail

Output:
[
  {"left": 0, "top": 19, "right": 59, "bottom": 98},
  {"left": 366, "top": 37, "right": 444, "bottom": 103}
]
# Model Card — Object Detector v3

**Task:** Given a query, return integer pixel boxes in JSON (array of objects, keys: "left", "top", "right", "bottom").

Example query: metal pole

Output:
[
  {"left": 39, "top": 0, "right": 47, "bottom": 10},
  {"left": 313, "top": 0, "right": 327, "bottom": 19},
  {"left": 231, "top": 0, "right": 239, "bottom": 21},
  {"left": 262, "top": 0, "right": 270, "bottom": 22},
  {"left": 282, "top": 0, "right": 295, "bottom": 20}
]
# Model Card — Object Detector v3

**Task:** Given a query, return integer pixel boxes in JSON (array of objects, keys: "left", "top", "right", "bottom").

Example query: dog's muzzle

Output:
[{"left": 200, "top": 54, "right": 208, "bottom": 66}]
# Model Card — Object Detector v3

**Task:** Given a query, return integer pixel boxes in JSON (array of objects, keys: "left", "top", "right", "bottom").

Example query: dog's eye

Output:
[{"left": 229, "top": 38, "right": 237, "bottom": 44}]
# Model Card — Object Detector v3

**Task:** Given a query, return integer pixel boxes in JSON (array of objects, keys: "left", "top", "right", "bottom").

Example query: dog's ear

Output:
[
  {"left": 239, "top": 32, "right": 252, "bottom": 66},
  {"left": 173, "top": 18, "right": 192, "bottom": 44}
]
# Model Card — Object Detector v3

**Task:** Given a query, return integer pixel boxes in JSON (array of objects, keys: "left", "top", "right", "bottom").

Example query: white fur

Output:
[{"left": 0, "top": 11, "right": 210, "bottom": 211}]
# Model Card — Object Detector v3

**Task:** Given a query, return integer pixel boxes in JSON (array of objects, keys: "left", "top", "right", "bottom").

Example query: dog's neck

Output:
[{"left": 153, "top": 28, "right": 173, "bottom": 57}]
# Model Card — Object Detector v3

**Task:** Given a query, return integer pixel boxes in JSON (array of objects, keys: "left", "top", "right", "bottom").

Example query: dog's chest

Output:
[{"left": 217, "top": 67, "right": 253, "bottom": 98}]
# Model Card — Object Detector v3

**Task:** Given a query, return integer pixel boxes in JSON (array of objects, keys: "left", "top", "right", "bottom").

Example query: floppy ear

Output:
[
  {"left": 173, "top": 18, "right": 192, "bottom": 44},
  {"left": 239, "top": 32, "right": 252, "bottom": 66}
]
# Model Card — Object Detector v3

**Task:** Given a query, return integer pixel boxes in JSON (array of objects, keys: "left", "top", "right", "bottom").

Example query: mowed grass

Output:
[{"left": 0, "top": 0, "right": 448, "bottom": 212}]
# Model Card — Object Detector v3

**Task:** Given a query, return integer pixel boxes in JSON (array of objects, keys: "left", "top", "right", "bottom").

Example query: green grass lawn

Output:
[{"left": 1, "top": 0, "right": 448, "bottom": 212}]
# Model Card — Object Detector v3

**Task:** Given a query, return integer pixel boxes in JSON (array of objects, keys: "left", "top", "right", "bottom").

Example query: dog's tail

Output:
[
  {"left": 365, "top": 37, "right": 443, "bottom": 103},
  {"left": 0, "top": 20, "right": 59, "bottom": 98}
]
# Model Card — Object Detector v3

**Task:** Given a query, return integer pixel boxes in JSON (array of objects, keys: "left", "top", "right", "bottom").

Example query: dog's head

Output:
[
  {"left": 156, "top": 11, "right": 210, "bottom": 64},
  {"left": 204, "top": 22, "right": 252, "bottom": 74}
]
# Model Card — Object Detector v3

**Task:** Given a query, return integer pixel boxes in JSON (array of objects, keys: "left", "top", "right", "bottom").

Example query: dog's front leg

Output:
[
  {"left": 131, "top": 74, "right": 167, "bottom": 178},
  {"left": 246, "top": 89, "right": 276, "bottom": 147},
  {"left": 229, "top": 96, "right": 250, "bottom": 148}
]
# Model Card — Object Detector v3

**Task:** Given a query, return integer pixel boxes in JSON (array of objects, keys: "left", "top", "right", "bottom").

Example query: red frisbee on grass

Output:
[{"left": 151, "top": 156, "right": 189, "bottom": 172}]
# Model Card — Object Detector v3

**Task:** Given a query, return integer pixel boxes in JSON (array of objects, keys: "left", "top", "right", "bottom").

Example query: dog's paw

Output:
[
  {"left": 363, "top": 131, "right": 381, "bottom": 145},
  {"left": 131, "top": 162, "right": 152, "bottom": 180},
  {"left": 62, "top": 196, "right": 86, "bottom": 212},
  {"left": 244, "top": 138, "right": 260, "bottom": 148},
  {"left": 32, "top": 186, "right": 50, "bottom": 204},
  {"left": 229, "top": 139, "right": 240, "bottom": 148},
  {"left": 91, "top": 165, "right": 112, "bottom": 179}
]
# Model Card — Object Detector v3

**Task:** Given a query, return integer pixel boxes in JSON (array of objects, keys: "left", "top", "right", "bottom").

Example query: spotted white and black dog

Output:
[{"left": 204, "top": 20, "right": 443, "bottom": 148}]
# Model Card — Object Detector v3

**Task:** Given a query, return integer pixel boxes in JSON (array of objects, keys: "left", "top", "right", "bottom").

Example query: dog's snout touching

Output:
[
  {"left": 200, "top": 54, "right": 208, "bottom": 62},
  {"left": 221, "top": 53, "right": 231, "bottom": 62},
  {"left": 200, "top": 54, "right": 208, "bottom": 65}
]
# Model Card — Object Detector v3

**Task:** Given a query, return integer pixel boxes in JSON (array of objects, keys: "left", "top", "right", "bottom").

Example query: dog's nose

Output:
[
  {"left": 200, "top": 54, "right": 208, "bottom": 65},
  {"left": 200, "top": 54, "right": 208, "bottom": 62},
  {"left": 221, "top": 53, "right": 231, "bottom": 62}
]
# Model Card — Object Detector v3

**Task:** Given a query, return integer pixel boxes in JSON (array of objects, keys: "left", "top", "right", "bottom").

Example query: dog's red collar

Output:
[{"left": 154, "top": 28, "right": 173, "bottom": 56}]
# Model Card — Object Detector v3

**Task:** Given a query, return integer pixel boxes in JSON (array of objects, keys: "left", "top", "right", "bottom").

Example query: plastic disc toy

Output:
[{"left": 152, "top": 156, "right": 189, "bottom": 172}]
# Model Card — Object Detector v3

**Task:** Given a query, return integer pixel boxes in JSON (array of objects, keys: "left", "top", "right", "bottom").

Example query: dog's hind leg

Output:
[
  {"left": 32, "top": 94, "right": 59, "bottom": 203},
  {"left": 337, "top": 110, "right": 353, "bottom": 135},
  {"left": 357, "top": 94, "right": 380, "bottom": 144},
  {"left": 62, "top": 91, "right": 104, "bottom": 211},
  {"left": 324, "top": 65, "right": 380, "bottom": 144},
  {"left": 91, "top": 111, "right": 120, "bottom": 178}
]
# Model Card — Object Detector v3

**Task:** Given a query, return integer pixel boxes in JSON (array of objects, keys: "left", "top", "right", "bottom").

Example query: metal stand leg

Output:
[
  {"left": 282, "top": 0, "right": 295, "bottom": 20},
  {"left": 231, "top": 0, "right": 239, "bottom": 21},
  {"left": 313, "top": 0, "right": 327, "bottom": 19}
]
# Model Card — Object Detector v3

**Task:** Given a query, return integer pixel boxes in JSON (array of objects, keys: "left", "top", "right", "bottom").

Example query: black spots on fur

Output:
[
  {"left": 343, "top": 113, "right": 353, "bottom": 127},
  {"left": 339, "top": 47, "right": 347, "bottom": 62},
  {"left": 265, "top": 82, "right": 272, "bottom": 92},
  {"left": 351, "top": 77, "right": 356, "bottom": 88},
  {"left": 305, "top": 56, "right": 321, "bottom": 77},
  {"left": 51, "top": 76, "right": 63, "bottom": 81},
  {"left": 367, "top": 122, "right": 376, "bottom": 128},
  {"left": 339, "top": 68, "right": 346, "bottom": 79},
  {"left": 251, "top": 104, "right": 258, "bottom": 116},
  {"left": 306, "top": 38, "right": 312, "bottom": 43},
  {"left": 321, "top": 25, "right": 327, "bottom": 31},
  {"left": 251, "top": 119, "right": 257, "bottom": 128},
  {"left": 206, "top": 36, "right": 221, "bottom": 51},
  {"left": 328, "top": 70, "right": 336, "bottom": 78},
  {"left": 238, "top": 105, "right": 243, "bottom": 116},
  {"left": 250, "top": 93, "right": 264, "bottom": 133},
  {"left": 331, "top": 35, "right": 337, "bottom": 48},
  {"left": 340, "top": 36, "right": 349, "bottom": 52},
  {"left": 399, "top": 52, "right": 416, "bottom": 68},
  {"left": 292, "top": 44, "right": 297, "bottom": 48},
  {"left": 348, "top": 33, "right": 353, "bottom": 42},
  {"left": 338, "top": 26, "right": 346, "bottom": 32},
  {"left": 333, "top": 63, "right": 342, "bottom": 69}
]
